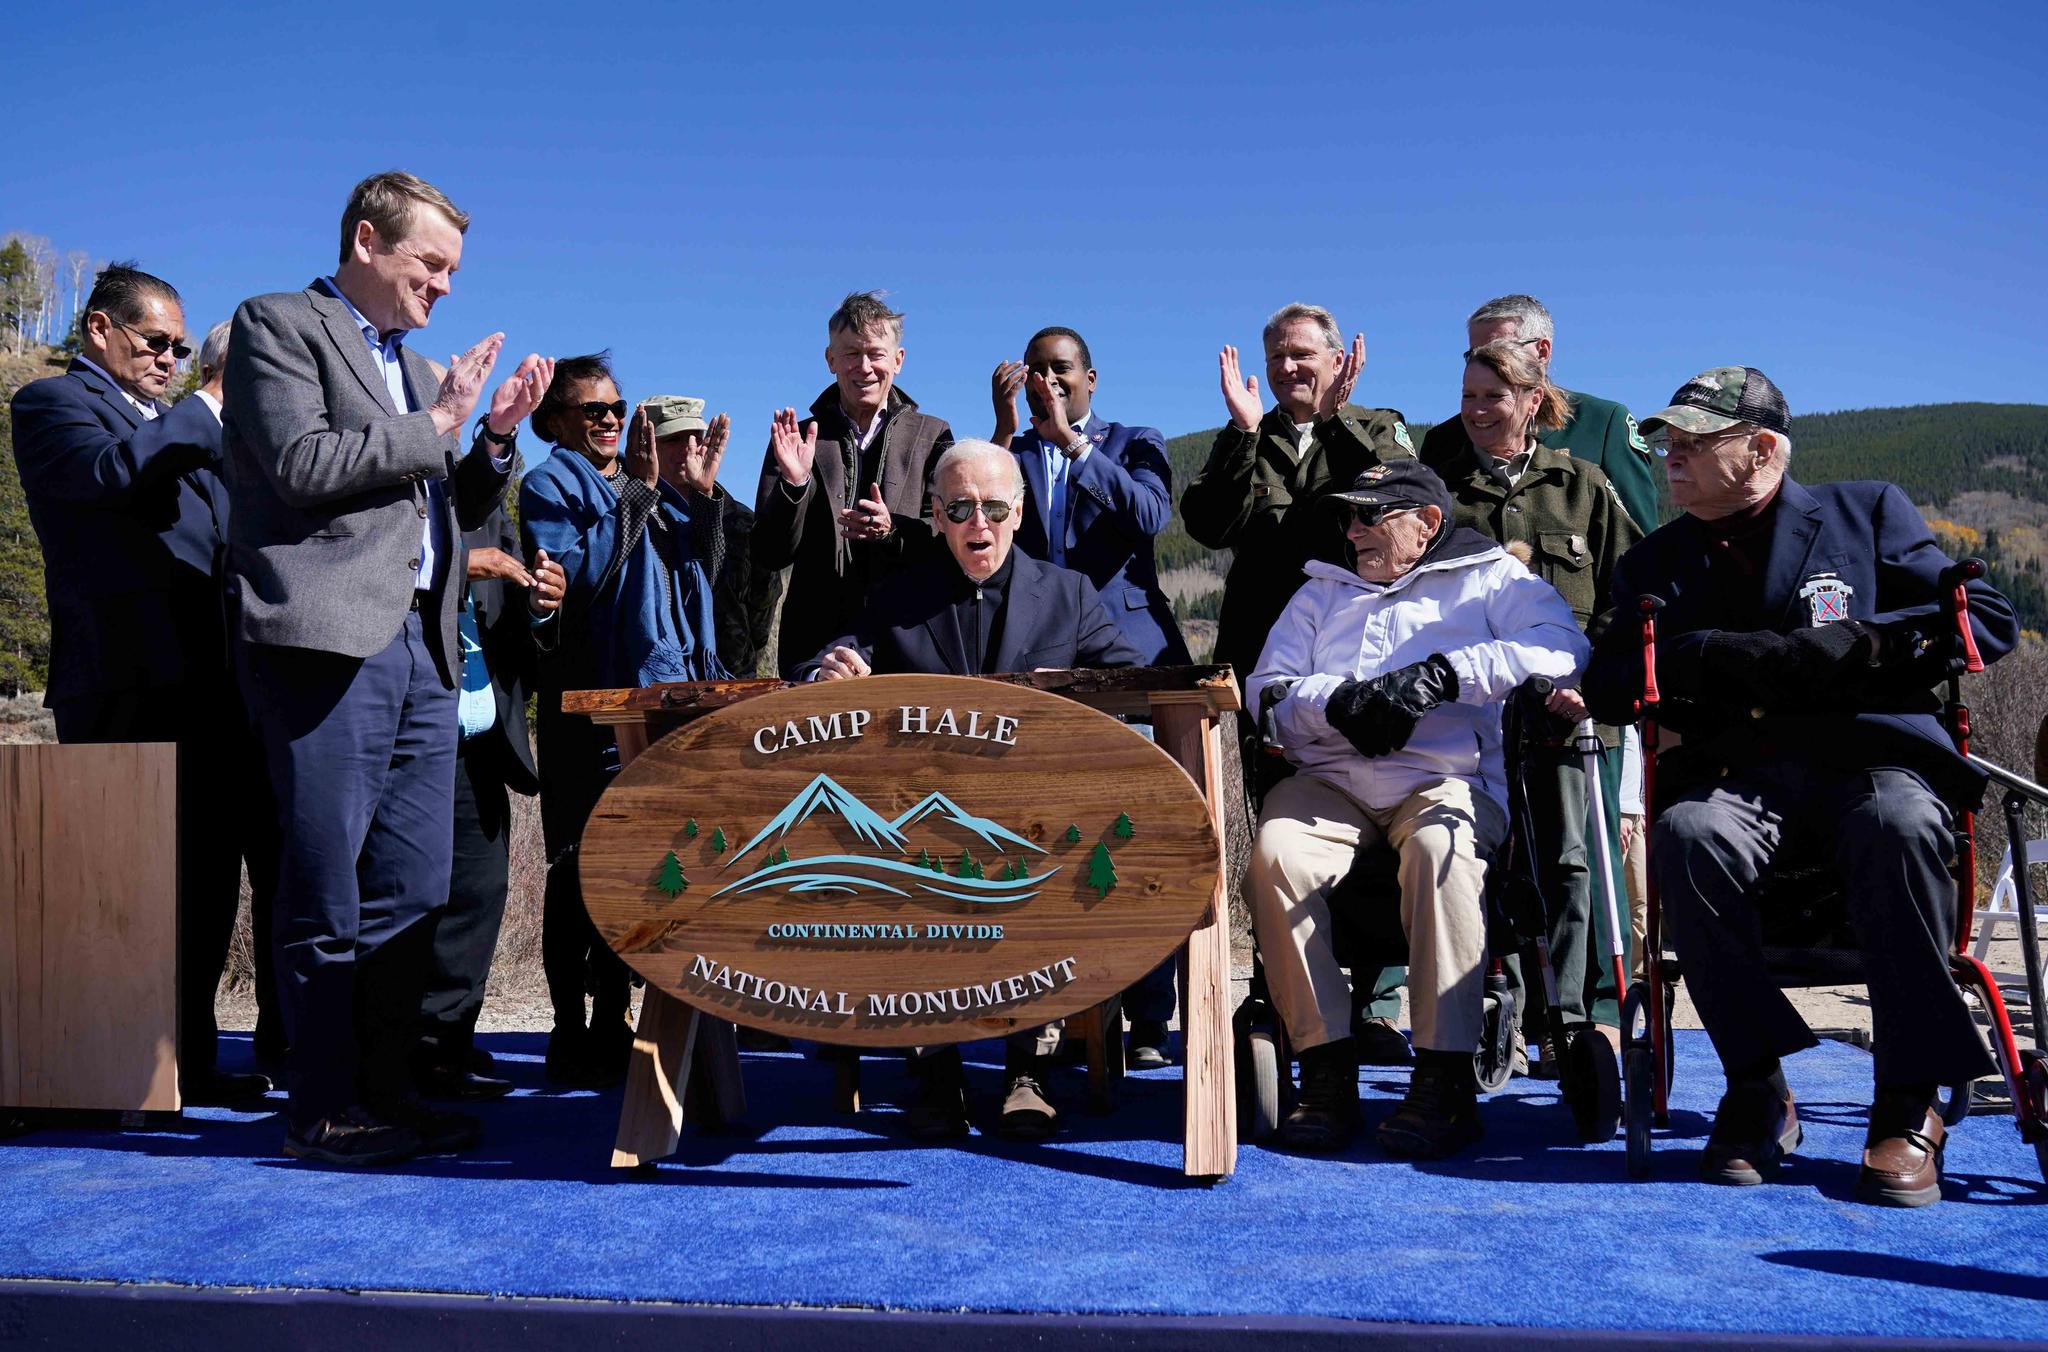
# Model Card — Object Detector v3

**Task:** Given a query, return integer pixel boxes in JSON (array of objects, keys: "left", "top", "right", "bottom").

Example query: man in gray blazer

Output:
[{"left": 224, "top": 170, "right": 559, "bottom": 1166}]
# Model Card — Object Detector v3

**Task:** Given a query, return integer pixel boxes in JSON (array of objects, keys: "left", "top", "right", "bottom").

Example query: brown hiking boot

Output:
[
  {"left": 1279, "top": 1037, "right": 1361, "bottom": 1152},
  {"left": 1377, "top": 1051, "right": 1482, "bottom": 1159}
]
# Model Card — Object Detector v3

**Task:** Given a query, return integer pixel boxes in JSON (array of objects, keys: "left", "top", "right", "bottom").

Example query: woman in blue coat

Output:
[{"left": 519, "top": 353, "right": 732, "bottom": 1083}]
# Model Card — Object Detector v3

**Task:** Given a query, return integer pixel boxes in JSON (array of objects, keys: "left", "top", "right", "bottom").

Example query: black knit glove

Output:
[
  {"left": 1702, "top": 622, "right": 1876, "bottom": 704},
  {"left": 1324, "top": 654, "right": 1460, "bottom": 758}
]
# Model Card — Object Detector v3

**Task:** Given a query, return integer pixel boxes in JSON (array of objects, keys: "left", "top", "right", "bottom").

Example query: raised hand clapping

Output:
[
  {"left": 1219, "top": 345, "right": 1262, "bottom": 431},
  {"left": 1315, "top": 333, "right": 1366, "bottom": 420},
  {"left": 768, "top": 407, "right": 818, "bottom": 486}
]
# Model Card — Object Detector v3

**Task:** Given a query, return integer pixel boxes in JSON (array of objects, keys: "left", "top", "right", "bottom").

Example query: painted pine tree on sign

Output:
[{"left": 1086, "top": 840, "right": 1117, "bottom": 899}]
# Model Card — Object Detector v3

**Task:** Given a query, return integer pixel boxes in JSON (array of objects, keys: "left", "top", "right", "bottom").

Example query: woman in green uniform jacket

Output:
[{"left": 1430, "top": 338, "right": 1642, "bottom": 1072}]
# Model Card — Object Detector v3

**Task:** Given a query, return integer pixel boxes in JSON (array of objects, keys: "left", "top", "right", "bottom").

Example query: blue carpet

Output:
[{"left": 0, "top": 1029, "right": 2042, "bottom": 1342}]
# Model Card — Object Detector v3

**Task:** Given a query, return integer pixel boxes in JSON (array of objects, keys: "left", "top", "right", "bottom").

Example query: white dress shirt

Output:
[{"left": 74, "top": 354, "right": 159, "bottom": 420}]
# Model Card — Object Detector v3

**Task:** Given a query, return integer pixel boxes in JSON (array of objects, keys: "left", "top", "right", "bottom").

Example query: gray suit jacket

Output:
[{"left": 221, "top": 281, "right": 515, "bottom": 685}]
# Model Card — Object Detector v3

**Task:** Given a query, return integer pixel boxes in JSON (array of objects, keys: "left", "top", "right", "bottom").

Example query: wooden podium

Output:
[{"left": 563, "top": 666, "right": 1242, "bottom": 1181}]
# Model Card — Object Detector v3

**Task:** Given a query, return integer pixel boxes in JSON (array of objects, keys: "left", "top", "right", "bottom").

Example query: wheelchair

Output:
[
  {"left": 1620, "top": 561, "right": 2048, "bottom": 1184},
  {"left": 1233, "top": 676, "right": 1625, "bottom": 1145}
]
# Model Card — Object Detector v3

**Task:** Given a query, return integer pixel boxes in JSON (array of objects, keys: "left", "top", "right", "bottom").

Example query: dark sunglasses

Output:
[
  {"left": 577, "top": 400, "right": 628, "bottom": 422},
  {"left": 111, "top": 317, "right": 192, "bottom": 360},
  {"left": 1341, "top": 503, "right": 1415, "bottom": 527},
  {"left": 941, "top": 497, "right": 1017, "bottom": 524}
]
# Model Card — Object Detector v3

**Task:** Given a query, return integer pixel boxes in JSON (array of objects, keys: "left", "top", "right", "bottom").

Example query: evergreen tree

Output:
[
  {"left": 654, "top": 851, "right": 688, "bottom": 897},
  {"left": 683, "top": 819, "right": 699, "bottom": 838},
  {"left": 1086, "top": 841, "right": 1118, "bottom": 899},
  {"left": 1112, "top": 811, "right": 1134, "bottom": 841},
  {"left": 954, "top": 848, "right": 976, "bottom": 878},
  {"left": 0, "top": 405, "right": 50, "bottom": 695},
  {"left": 712, "top": 826, "right": 728, "bottom": 853},
  {"left": 1065, "top": 823, "right": 1082, "bottom": 843}
]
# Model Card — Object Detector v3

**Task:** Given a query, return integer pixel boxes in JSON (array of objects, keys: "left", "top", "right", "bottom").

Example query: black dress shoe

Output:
[
  {"left": 417, "top": 1064, "right": 514, "bottom": 1101},
  {"left": 1126, "top": 1021, "right": 1173, "bottom": 1071},
  {"left": 465, "top": 1045, "right": 497, "bottom": 1075},
  {"left": 365, "top": 1096, "right": 483, "bottom": 1153},
  {"left": 282, "top": 1107, "right": 421, "bottom": 1166},
  {"left": 185, "top": 1070, "right": 275, "bottom": 1106}
]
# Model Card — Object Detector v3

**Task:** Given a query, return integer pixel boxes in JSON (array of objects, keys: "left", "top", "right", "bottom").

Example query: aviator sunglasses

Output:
[
  {"left": 941, "top": 497, "right": 1018, "bottom": 524},
  {"left": 111, "top": 318, "right": 192, "bottom": 360},
  {"left": 578, "top": 400, "right": 629, "bottom": 421}
]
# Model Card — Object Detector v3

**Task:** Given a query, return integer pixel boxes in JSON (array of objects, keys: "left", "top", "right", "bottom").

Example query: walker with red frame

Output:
[{"left": 1619, "top": 560, "right": 2048, "bottom": 1183}]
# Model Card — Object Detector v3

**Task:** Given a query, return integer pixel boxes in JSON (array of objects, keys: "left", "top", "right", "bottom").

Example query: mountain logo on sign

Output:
[{"left": 712, "top": 773, "right": 1059, "bottom": 903}]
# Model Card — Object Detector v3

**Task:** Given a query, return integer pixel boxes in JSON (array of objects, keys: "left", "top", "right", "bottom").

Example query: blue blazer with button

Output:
[
  {"left": 1582, "top": 476, "right": 2018, "bottom": 806},
  {"left": 1008, "top": 417, "right": 1191, "bottom": 666},
  {"left": 9, "top": 361, "right": 232, "bottom": 708}
]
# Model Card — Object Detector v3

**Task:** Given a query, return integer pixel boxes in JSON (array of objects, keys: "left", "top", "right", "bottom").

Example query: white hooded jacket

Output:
[{"left": 1246, "top": 530, "right": 1590, "bottom": 812}]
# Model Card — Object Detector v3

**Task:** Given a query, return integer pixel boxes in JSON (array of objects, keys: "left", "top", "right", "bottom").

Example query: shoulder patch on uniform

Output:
[
  {"left": 1626, "top": 413, "right": 1650, "bottom": 455},
  {"left": 1392, "top": 421, "right": 1414, "bottom": 453}
]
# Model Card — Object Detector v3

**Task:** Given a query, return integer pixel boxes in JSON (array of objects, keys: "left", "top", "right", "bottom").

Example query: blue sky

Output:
[{"left": 7, "top": 1, "right": 2043, "bottom": 489}]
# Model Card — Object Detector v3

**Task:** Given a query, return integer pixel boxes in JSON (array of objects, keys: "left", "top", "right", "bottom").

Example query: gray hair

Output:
[
  {"left": 929, "top": 438, "right": 1023, "bottom": 499},
  {"left": 198, "top": 319, "right": 233, "bottom": 377},
  {"left": 1467, "top": 293, "right": 1554, "bottom": 343},
  {"left": 1261, "top": 302, "right": 1342, "bottom": 353}
]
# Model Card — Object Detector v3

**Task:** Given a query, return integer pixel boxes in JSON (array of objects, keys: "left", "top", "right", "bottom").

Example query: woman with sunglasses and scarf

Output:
[
  {"left": 519, "top": 353, "right": 733, "bottom": 1084},
  {"left": 1421, "top": 338, "right": 1641, "bottom": 1101}
]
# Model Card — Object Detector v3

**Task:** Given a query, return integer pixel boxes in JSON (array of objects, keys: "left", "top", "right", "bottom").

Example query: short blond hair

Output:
[{"left": 338, "top": 171, "right": 469, "bottom": 266}]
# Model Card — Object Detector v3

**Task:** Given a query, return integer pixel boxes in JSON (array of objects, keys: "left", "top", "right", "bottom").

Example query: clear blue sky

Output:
[{"left": 7, "top": 1, "right": 2043, "bottom": 489}]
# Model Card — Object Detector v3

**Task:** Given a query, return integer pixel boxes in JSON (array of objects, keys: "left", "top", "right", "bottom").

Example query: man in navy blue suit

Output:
[
  {"left": 1583, "top": 366, "right": 2017, "bottom": 1209},
  {"left": 809, "top": 438, "right": 1140, "bottom": 1139},
  {"left": 991, "top": 328, "right": 1191, "bottom": 1066},
  {"left": 10, "top": 266, "right": 271, "bottom": 1107}
]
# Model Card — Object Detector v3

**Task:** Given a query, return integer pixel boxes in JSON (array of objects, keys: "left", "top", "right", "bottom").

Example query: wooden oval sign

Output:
[{"left": 577, "top": 674, "right": 1222, "bottom": 1046}]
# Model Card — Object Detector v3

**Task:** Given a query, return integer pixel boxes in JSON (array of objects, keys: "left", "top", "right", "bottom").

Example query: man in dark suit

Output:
[
  {"left": 990, "top": 326, "right": 1190, "bottom": 1066},
  {"left": 414, "top": 500, "right": 543, "bottom": 1098},
  {"left": 810, "top": 438, "right": 1141, "bottom": 1139},
  {"left": 755, "top": 291, "right": 953, "bottom": 677},
  {"left": 224, "top": 170, "right": 559, "bottom": 1165},
  {"left": 1583, "top": 366, "right": 2017, "bottom": 1208},
  {"left": 9, "top": 267, "right": 270, "bottom": 1107}
]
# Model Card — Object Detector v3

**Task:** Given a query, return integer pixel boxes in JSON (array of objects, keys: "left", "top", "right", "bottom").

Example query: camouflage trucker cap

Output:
[{"left": 1639, "top": 366, "right": 1789, "bottom": 440}]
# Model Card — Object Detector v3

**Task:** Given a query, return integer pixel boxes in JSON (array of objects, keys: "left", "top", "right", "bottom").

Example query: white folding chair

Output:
[{"left": 1972, "top": 838, "right": 2048, "bottom": 987}]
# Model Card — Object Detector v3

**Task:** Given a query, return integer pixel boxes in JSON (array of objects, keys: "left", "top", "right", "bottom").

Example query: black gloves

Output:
[
  {"left": 1702, "top": 622, "right": 1878, "bottom": 704},
  {"left": 1324, "top": 653, "right": 1461, "bottom": 758}
]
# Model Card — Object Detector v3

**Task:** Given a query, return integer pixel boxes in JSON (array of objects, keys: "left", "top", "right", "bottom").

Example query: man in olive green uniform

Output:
[
  {"left": 1419, "top": 294, "right": 1661, "bottom": 534},
  {"left": 1427, "top": 434, "right": 1642, "bottom": 1047},
  {"left": 1180, "top": 302, "right": 1416, "bottom": 1061}
]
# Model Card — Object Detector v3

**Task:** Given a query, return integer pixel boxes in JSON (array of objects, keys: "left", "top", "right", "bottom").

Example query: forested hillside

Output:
[{"left": 1155, "top": 404, "right": 2048, "bottom": 653}]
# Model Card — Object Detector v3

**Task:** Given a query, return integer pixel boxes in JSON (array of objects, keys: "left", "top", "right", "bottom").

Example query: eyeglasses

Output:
[
  {"left": 941, "top": 497, "right": 1017, "bottom": 524},
  {"left": 1653, "top": 426, "right": 1752, "bottom": 458},
  {"left": 111, "top": 318, "right": 192, "bottom": 360},
  {"left": 1341, "top": 504, "right": 1415, "bottom": 527},
  {"left": 1460, "top": 338, "right": 1543, "bottom": 361},
  {"left": 577, "top": 400, "right": 628, "bottom": 422}
]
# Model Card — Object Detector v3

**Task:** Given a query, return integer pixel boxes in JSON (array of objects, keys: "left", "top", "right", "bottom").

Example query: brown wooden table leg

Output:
[
  {"left": 610, "top": 985, "right": 700, "bottom": 1167},
  {"left": 1152, "top": 704, "right": 1238, "bottom": 1180}
]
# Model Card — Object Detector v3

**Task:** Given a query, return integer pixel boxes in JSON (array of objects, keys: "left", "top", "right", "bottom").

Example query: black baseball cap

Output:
[{"left": 1327, "top": 460, "right": 1453, "bottom": 521}]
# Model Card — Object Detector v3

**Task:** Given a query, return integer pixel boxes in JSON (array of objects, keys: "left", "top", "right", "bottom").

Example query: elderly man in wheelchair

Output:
[
  {"left": 1245, "top": 461, "right": 1590, "bottom": 1155},
  {"left": 1582, "top": 365, "right": 2020, "bottom": 1207}
]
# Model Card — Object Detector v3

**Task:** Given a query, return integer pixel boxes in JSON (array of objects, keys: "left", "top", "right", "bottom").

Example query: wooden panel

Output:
[
  {"left": 1153, "top": 705, "right": 1237, "bottom": 1179},
  {"left": 0, "top": 744, "right": 179, "bottom": 1112},
  {"left": 578, "top": 675, "right": 1224, "bottom": 1047},
  {"left": 611, "top": 987, "right": 700, "bottom": 1167}
]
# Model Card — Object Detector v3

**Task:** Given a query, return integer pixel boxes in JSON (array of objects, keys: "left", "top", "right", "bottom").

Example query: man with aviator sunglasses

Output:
[
  {"left": 12, "top": 262, "right": 276, "bottom": 1109},
  {"left": 805, "top": 439, "right": 1139, "bottom": 1140}
]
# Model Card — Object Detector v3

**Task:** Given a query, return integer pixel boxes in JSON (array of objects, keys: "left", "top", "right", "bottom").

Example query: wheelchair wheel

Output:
[
  {"left": 1938, "top": 1081, "right": 1974, "bottom": 1127},
  {"left": 2025, "top": 1054, "right": 2048, "bottom": 1186},
  {"left": 1624, "top": 1044, "right": 1654, "bottom": 1178},
  {"left": 1562, "top": 1025, "right": 1622, "bottom": 1144},
  {"left": 1474, "top": 988, "right": 1517, "bottom": 1094},
  {"left": 1238, "top": 1026, "right": 1284, "bottom": 1141}
]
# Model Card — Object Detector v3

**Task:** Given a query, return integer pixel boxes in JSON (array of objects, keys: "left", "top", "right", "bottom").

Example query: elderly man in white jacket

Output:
[{"left": 1246, "top": 460, "right": 1589, "bottom": 1156}]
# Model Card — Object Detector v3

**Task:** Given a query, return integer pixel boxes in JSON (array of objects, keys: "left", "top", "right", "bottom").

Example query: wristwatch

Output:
[
  {"left": 1062, "top": 433, "right": 1088, "bottom": 458},
  {"left": 476, "top": 417, "right": 516, "bottom": 447}
]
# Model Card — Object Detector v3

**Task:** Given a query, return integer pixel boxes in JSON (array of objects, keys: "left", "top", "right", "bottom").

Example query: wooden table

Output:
[{"left": 563, "top": 665, "right": 1242, "bottom": 1181}]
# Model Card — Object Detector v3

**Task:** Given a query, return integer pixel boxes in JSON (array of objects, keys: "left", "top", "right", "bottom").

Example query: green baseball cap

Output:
[
  {"left": 1639, "top": 366, "right": 1790, "bottom": 439},
  {"left": 642, "top": 395, "right": 707, "bottom": 438}
]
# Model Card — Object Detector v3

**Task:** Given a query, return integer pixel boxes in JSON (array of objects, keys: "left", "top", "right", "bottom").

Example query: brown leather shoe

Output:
[
  {"left": 998, "top": 1072, "right": 1058, "bottom": 1140},
  {"left": 1700, "top": 1079, "right": 1801, "bottom": 1185},
  {"left": 1858, "top": 1104, "right": 1945, "bottom": 1208}
]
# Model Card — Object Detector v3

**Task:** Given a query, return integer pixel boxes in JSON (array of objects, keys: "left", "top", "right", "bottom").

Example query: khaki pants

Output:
[
  {"left": 1623, "top": 814, "right": 1648, "bottom": 983},
  {"left": 1248, "top": 774, "right": 1505, "bottom": 1055}
]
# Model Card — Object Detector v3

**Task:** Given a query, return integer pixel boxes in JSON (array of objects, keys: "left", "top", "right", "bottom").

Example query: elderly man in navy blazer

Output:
[
  {"left": 1583, "top": 366, "right": 2017, "bottom": 1208},
  {"left": 10, "top": 266, "right": 271, "bottom": 1107},
  {"left": 990, "top": 327, "right": 1191, "bottom": 1065},
  {"left": 808, "top": 438, "right": 1140, "bottom": 1140},
  {"left": 224, "top": 171, "right": 559, "bottom": 1166}
]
